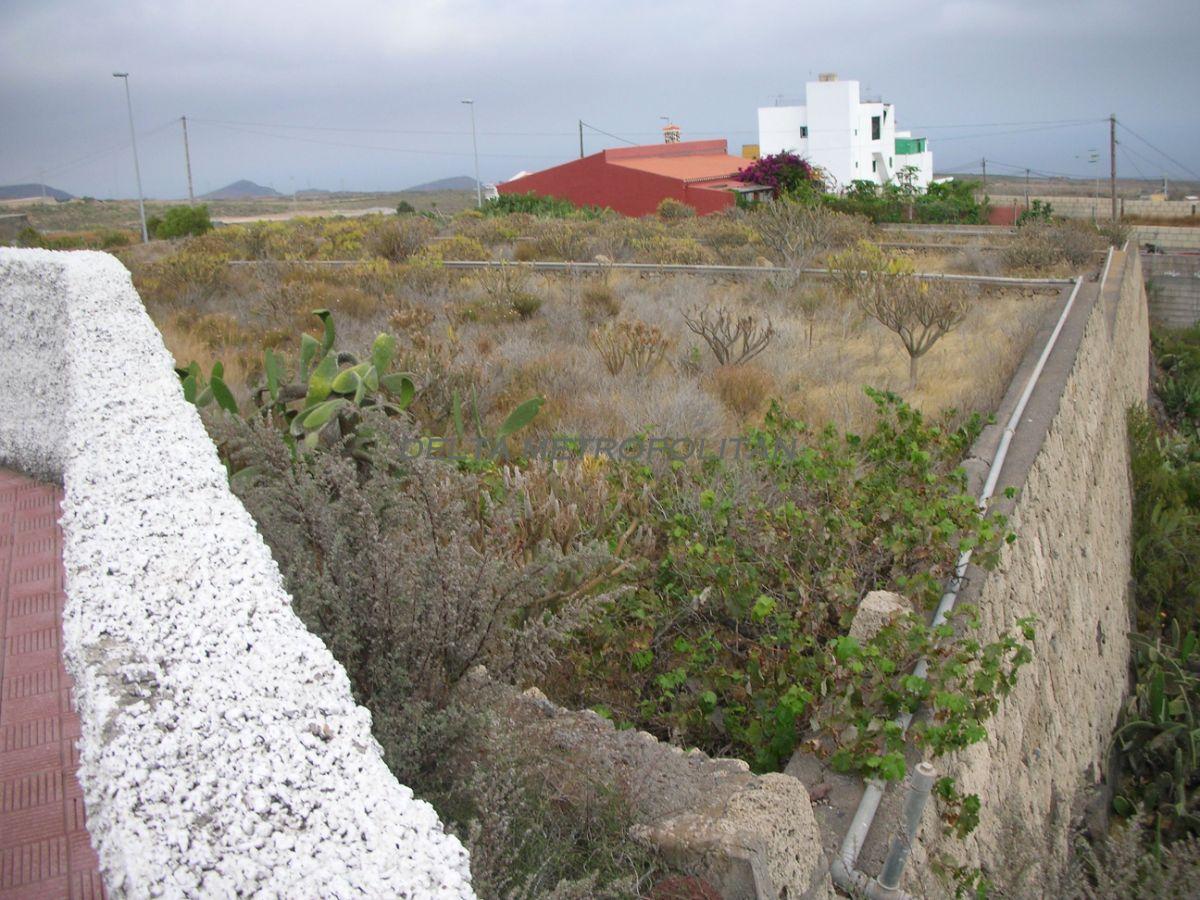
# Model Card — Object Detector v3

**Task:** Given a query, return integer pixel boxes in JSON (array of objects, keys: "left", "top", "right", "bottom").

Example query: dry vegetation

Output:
[
  {"left": 128, "top": 208, "right": 1066, "bottom": 444},
  {"left": 116, "top": 204, "right": 1115, "bottom": 896}
]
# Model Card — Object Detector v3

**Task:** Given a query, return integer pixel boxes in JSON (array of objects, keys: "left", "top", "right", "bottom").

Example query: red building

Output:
[{"left": 498, "top": 139, "right": 767, "bottom": 217}]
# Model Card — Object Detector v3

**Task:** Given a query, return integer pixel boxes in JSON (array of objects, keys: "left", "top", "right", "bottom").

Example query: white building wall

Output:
[{"left": 756, "top": 77, "right": 931, "bottom": 192}]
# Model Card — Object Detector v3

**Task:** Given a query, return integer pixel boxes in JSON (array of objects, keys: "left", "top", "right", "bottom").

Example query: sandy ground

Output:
[{"left": 212, "top": 206, "right": 396, "bottom": 224}]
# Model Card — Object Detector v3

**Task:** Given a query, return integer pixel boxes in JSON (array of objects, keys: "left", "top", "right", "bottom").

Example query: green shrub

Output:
[
  {"left": 1017, "top": 199, "right": 1054, "bottom": 226},
  {"left": 396, "top": 200, "right": 416, "bottom": 215},
  {"left": 484, "top": 191, "right": 607, "bottom": 219},
  {"left": 510, "top": 291, "right": 542, "bottom": 320},
  {"left": 154, "top": 204, "right": 214, "bottom": 239},
  {"left": 562, "top": 392, "right": 1031, "bottom": 775}
]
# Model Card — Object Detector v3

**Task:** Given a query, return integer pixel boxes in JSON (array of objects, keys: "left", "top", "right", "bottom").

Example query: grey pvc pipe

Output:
[{"left": 878, "top": 762, "right": 938, "bottom": 891}]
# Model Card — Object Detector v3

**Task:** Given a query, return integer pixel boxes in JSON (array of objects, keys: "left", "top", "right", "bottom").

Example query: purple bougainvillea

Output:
[{"left": 735, "top": 153, "right": 825, "bottom": 200}]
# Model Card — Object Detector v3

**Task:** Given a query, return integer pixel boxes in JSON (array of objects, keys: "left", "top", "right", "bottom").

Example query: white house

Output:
[{"left": 757, "top": 74, "right": 933, "bottom": 191}]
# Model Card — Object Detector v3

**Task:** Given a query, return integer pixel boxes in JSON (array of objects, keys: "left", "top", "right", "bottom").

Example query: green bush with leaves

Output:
[
  {"left": 483, "top": 191, "right": 608, "bottom": 219},
  {"left": 1112, "top": 325, "right": 1200, "bottom": 853},
  {"left": 562, "top": 391, "right": 1031, "bottom": 775},
  {"left": 152, "top": 204, "right": 214, "bottom": 239}
]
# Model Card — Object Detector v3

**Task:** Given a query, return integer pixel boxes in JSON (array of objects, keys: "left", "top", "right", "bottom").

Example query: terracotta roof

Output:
[{"left": 610, "top": 153, "right": 749, "bottom": 183}]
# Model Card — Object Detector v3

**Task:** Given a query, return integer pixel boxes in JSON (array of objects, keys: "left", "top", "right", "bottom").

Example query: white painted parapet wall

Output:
[{"left": 0, "top": 249, "right": 474, "bottom": 898}]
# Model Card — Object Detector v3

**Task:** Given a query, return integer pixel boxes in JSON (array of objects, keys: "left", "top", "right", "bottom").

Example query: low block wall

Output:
[
  {"left": 0, "top": 249, "right": 474, "bottom": 897},
  {"left": 991, "top": 194, "right": 1200, "bottom": 221}
]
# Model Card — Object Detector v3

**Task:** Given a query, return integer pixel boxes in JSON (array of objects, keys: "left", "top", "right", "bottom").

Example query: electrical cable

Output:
[{"left": 1116, "top": 121, "right": 1200, "bottom": 181}]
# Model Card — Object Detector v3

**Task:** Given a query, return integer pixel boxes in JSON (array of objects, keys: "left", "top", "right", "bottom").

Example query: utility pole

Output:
[
  {"left": 1109, "top": 114, "right": 1118, "bottom": 221},
  {"left": 181, "top": 116, "right": 195, "bottom": 204},
  {"left": 981, "top": 157, "right": 987, "bottom": 191},
  {"left": 1024, "top": 168, "right": 1030, "bottom": 208},
  {"left": 113, "top": 72, "right": 149, "bottom": 243},
  {"left": 579, "top": 120, "right": 584, "bottom": 159},
  {"left": 462, "top": 99, "right": 482, "bottom": 209}
]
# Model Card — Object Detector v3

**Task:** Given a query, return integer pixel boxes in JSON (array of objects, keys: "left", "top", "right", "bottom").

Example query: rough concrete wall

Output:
[
  {"left": 924, "top": 251, "right": 1148, "bottom": 893},
  {"left": 0, "top": 249, "right": 474, "bottom": 898},
  {"left": 466, "top": 669, "right": 833, "bottom": 899},
  {"left": 1142, "top": 252, "right": 1200, "bottom": 327}
]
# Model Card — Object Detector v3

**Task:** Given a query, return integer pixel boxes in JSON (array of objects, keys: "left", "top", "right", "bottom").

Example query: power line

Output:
[
  {"left": 190, "top": 116, "right": 575, "bottom": 138},
  {"left": 1115, "top": 121, "right": 1200, "bottom": 181},
  {"left": 10, "top": 119, "right": 180, "bottom": 187},
  {"left": 931, "top": 119, "right": 1105, "bottom": 143},
  {"left": 579, "top": 121, "right": 639, "bottom": 146},
  {"left": 1118, "top": 146, "right": 1151, "bottom": 182},
  {"left": 198, "top": 120, "right": 566, "bottom": 161},
  {"left": 909, "top": 117, "right": 1101, "bottom": 130}
]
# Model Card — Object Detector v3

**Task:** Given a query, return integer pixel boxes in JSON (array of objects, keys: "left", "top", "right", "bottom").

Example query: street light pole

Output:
[
  {"left": 113, "top": 72, "right": 149, "bottom": 242},
  {"left": 462, "top": 99, "right": 482, "bottom": 208}
]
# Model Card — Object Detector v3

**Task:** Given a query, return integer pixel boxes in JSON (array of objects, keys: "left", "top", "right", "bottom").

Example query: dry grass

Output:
[
  {"left": 147, "top": 259, "right": 1050, "bottom": 442},
  {"left": 130, "top": 207, "right": 1065, "bottom": 444}
]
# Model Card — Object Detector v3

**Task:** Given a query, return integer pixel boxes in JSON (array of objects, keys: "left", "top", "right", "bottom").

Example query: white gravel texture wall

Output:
[{"left": 0, "top": 249, "right": 475, "bottom": 898}]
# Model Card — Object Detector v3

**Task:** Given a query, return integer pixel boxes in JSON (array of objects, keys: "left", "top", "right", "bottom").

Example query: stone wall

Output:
[
  {"left": 0, "top": 249, "right": 474, "bottom": 897},
  {"left": 929, "top": 251, "right": 1148, "bottom": 892}
]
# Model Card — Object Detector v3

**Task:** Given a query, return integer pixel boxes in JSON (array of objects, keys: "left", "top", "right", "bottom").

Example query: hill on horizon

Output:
[
  {"left": 0, "top": 183, "right": 74, "bottom": 201},
  {"left": 404, "top": 175, "right": 477, "bottom": 192},
  {"left": 201, "top": 180, "right": 284, "bottom": 200}
]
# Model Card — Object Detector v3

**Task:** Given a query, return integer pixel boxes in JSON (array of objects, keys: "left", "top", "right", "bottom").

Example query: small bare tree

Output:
[
  {"left": 683, "top": 306, "right": 775, "bottom": 365},
  {"left": 860, "top": 276, "right": 970, "bottom": 388}
]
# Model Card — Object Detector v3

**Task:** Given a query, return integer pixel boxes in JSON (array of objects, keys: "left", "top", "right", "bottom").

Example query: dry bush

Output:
[
  {"left": 368, "top": 216, "right": 438, "bottom": 262},
  {"left": 587, "top": 218, "right": 654, "bottom": 262},
  {"left": 535, "top": 223, "right": 589, "bottom": 261},
  {"left": 426, "top": 234, "right": 489, "bottom": 261},
  {"left": 389, "top": 302, "right": 437, "bottom": 338},
  {"left": 476, "top": 262, "right": 542, "bottom": 319},
  {"left": 683, "top": 306, "right": 775, "bottom": 365},
  {"left": 513, "top": 240, "right": 539, "bottom": 262},
  {"left": 633, "top": 235, "right": 712, "bottom": 266},
  {"left": 589, "top": 320, "right": 671, "bottom": 376},
  {"left": 754, "top": 201, "right": 859, "bottom": 269},
  {"left": 859, "top": 276, "right": 970, "bottom": 387},
  {"left": 1003, "top": 221, "right": 1105, "bottom": 271},
  {"left": 949, "top": 244, "right": 1004, "bottom": 276},
  {"left": 1030, "top": 820, "right": 1200, "bottom": 900},
  {"left": 452, "top": 215, "right": 519, "bottom": 247},
  {"left": 708, "top": 364, "right": 776, "bottom": 419},
  {"left": 656, "top": 198, "right": 695, "bottom": 221},
  {"left": 581, "top": 281, "right": 621, "bottom": 321}
]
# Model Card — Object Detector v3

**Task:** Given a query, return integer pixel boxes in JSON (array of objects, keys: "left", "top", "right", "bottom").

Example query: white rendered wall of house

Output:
[
  {"left": 805, "top": 78, "right": 858, "bottom": 189},
  {"left": 893, "top": 149, "right": 934, "bottom": 189},
  {"left": 757, "top": 105, "right": 808, "bottom": 156}
]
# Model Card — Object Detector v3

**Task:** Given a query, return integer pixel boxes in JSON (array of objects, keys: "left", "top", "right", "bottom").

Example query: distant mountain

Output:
[
  {"left": 201, "top": 180, "right": 284, "bottom": 200},
  {"left": 0, "top": 183, "right": 73, "bottom": 201},
  {"left": 404, "top": 176, "right": 477, "bottom": 192}
]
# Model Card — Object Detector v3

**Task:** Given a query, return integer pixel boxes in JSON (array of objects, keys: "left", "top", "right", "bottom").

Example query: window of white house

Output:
[
  {"left": 799, "top": 126, "right": 808, "bottom": 138},
  {"left": 871, "top": 116, "right": 881, "bottom": 141}
]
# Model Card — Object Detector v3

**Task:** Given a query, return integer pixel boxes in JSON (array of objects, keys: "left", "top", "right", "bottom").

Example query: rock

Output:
[{"left": 848, "top": 591, "right": 909, "bottom": 643}]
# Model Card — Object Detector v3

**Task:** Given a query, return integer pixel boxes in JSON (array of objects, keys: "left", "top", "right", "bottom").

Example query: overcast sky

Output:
[{"left": 2, "top": 0, "right": 1197, "bottom": 198}]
